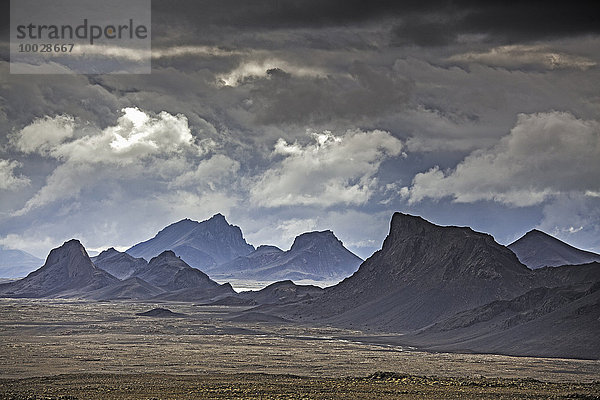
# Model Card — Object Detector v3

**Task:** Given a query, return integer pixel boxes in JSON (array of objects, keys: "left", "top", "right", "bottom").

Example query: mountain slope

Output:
[
  {"left": 210, "top": 231, "right": 362, "bottom": 281},
  {"left": 129, "top": 250, "right": 235, "bottom": 301},
  {"left": 508, "top": 229, "right": 600, "bottom": 269},
  {"left": 83, "top": 277, "right": 165, "bottom": 300},
  {"left": 133, "top": 250, "right": 220, "bottom": 291},
  {"left": 0, "top": 239, "right": 119, "bottom": 298},
  {"left": 272, "top": 213, "right": 535, "bottom": 331},
  {"left": 0, "top": 246, "right": 43, "bottom": 278},
  {"left": 92, "top": 248, "right": 148, "bottom": 279},
  {"left": 127, "top": 214, "right": 255, "bottom": 269},
  {"left": 239, "top": 280, "right": 324, "bottom": 305},
  {"left": 405, "top": 281, "right": 600, "bottom": 359}
]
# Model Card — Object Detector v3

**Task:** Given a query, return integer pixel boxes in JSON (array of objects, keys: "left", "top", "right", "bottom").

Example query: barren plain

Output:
[{"left": 0, "top": 299, "right": 599, "bottom": 399}]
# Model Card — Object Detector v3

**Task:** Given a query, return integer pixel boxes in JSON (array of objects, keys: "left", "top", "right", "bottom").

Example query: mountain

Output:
[
  {"left": 130, "top": 250, "right": 235, "bottom": 301},
  {"left": 270, "top": 213, "right": 535, "bottom": 331},
  {"left": 239, "top": 280, "right": 324, "bottom": 305},
  {"left": 0, "top": 239, "right": 119, "bottom": 298},
  {"left": 257, "top": 213, "right": 600, "bottom": 358},
  {"left": 127, "top": 214, "right": 255, "bottom": 269},
  {"left": 83, "top": 277, "right": 165, "bottom": 300},
  {"left": 0, "top": 246, "right": 43, "bottom": 278},
  {"left": 404, "top": 281, "right": 600, "bottom": 359},
  {"left": 209, "top": 231, "right": 362, "bottom": 281},
  {"left": 508, "top": 229, "right": 600, "bottom": 269},
  {"left": 91, "top": 248, "right": 148, "bottom": 279}
]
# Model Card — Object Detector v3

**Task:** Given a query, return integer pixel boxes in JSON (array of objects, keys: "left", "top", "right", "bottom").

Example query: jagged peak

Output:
[
  {"left": 97, "top": 247, "right": 119, "bottom": 256},
  {"left": 210, "top": 213, "right": 226, "bottom": 221},
  {"left": 61, "top": 238, "right": 84, "bottom": 247}
]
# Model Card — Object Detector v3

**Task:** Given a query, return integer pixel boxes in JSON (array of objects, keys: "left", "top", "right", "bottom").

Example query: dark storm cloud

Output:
[
  {"left": 246, "top": 62, "right": 412, "bottom": 124},
  {"left": 149, "top": 0, "right": 599, "bottom": 48}
]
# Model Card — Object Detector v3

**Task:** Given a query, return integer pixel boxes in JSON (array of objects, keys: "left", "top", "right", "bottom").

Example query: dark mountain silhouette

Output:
[
  {"left": 91, "top": 248, "right": 148, "bottom": 279},
  {"left": 0, "top": 239, "right": 119, "bottom": 298},
  {"left": 0, "top": 246, "right": 43, "bottom": 278},
  {"left": 255, "top": 213, "right": 600, "bottom": 358},
  {"left": 508, "top": 229, "right": 600, "bottom": 269},
  {"left": 126, "top": 214, "right": 255, "bottom": 269},
  {"left": 130, "top": 250, "right": 235, "bottom": 301},
  {"left": 274, "top": 213, "right": 534, "bottom": 331},
  {"left": 209, "top": 231, "right": 362, "bottom": 281}
]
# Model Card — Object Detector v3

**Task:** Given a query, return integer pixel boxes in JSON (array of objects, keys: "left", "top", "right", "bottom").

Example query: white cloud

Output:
[
  {"left": 11, "top": 108, "right": 221, "bottom": 215},
  {"left": 217, "top": 59, "right": 326, "bottom": 86},
  {"left": 250, "top": 129, "right": 404, "bottom": 207},
  {"left": 0, "top": 160, "right": 30, "bottom": 191},
  {"left": 13, "top": 115, "right": 75, "bottom": 154},
  {"left": 403, "top": 111, "right": 600, "bottom": 206},
  {"left": 447, "top": 45, "right": 597, "bottom": 71}
]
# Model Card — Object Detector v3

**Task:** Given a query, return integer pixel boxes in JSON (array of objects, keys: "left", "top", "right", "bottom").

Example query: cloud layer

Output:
[
  {"left": 403, "top": 112, "right": 600, "bottom": 206},
  {"left": 251, "top": 130, "right": 404, "bottom": 207}
]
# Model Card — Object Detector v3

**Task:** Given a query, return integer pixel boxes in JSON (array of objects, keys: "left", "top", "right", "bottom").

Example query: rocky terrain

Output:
[
  {"left": 509, "top": 229, "right": 600, "bottom": 269},
  {"left": 2, "top": 372, "right": 598, "bottom": 400}
]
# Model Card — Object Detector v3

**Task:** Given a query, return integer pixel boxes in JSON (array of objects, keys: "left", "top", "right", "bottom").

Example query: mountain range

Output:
[
  {"left": 207, "top": 230, "right": 362, "bottom": 281},
  {"left": 0, "top": 212, "right": 598, "bottom": 358},
  {"left": 0, "top": 239, "right": 119, "bottom": 298},
  {"left": 126, "top": 214, "right": 255, "bottom": 270},
  {"left": 255, "top": 213, "right": 600, "bottom": 358},
  {"left": 508, "top": 229, "right": 600, "bottom": 269}
]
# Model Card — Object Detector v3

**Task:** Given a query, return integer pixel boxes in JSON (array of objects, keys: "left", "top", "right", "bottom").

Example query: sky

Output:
[{"left": 0, "top": 0, "right": 599, "bottom": 260}]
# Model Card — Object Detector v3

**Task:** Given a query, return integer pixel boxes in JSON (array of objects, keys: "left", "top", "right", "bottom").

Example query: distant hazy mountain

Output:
[
  {"left": 0, "top": 246, "right": 43, "bottom": 278},
  {"left": 92, "top": 248, "right": 148, "bottom": 279},
  {"left": 209, "top": 231, "right": 362, "bottom": 281},
  {"left": 0, "top": 239, "right": 119, "bottom": 298},
  {"left": 127, "top": 214, "right": 255, "bottom": 269},
  {"left": 508, "top": 229, "right": 600, "bottom": 269}
]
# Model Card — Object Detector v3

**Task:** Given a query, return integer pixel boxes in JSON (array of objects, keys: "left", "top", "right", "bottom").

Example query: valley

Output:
[{"left": 1, "top": 298, "right": 599, "bottom": 399}]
